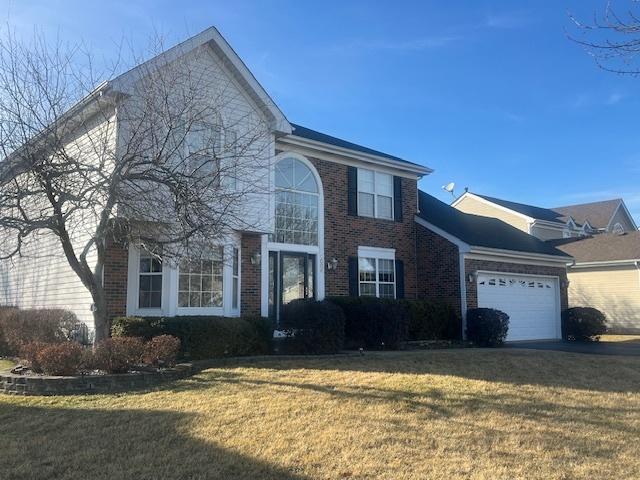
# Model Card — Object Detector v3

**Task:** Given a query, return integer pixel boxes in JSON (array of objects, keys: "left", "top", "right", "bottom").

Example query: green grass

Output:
[{"left": 1, "top": 349, "right": 639, "bottom": 479}]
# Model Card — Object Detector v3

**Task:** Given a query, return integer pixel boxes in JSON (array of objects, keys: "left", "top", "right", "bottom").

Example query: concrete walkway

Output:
[{"left": 508, "top": 340, "right": 640, "bottom": 356}]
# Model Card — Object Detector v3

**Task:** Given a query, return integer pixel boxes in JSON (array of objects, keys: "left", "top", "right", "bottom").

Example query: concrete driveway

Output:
[{"left": 508, "top": 340, "right": 640, "bottom": 356}]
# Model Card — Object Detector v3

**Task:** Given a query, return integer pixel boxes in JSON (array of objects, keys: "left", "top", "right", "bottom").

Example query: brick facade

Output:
[
  {"left": 240, "top": 233, "right": 262, "bottom": 316},
  {"left": 308, "top": 155, "right": 419, "bottom": 299},
  {"left": 415, "top": 223, "right": 462, "bottom": 315},
  {"left": 104, "top": 238, "right": 128, "bottom": 319},
  {"left": 464, "top": 258, "right": 569, "bottom": 311}
]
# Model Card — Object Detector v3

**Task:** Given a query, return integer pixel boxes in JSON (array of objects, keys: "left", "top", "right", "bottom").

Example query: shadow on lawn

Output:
[
  {"left": 191, "top": 348, "right": 640, "bottom": 394},
  {"left": 0, "top": 403, "right": 307, "bottom": 480}
]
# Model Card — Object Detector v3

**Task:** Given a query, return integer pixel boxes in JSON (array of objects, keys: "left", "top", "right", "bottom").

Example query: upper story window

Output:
[
  {"left": 271, "top": 157, "right": 319, "bottom": 245},
  {"left": 184, "top": 122, "right": 220, "bottom": 177},
  {"left": 357, "top": 168, "right": 393, "bottom": 220},
  {"left": 139, "top": 250, "right": 163, "bottom": 309}
]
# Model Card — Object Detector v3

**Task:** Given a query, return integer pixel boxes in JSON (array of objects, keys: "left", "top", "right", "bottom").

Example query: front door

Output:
[{"left": 269, "top": 251, "right": 316, "bottom": 325}]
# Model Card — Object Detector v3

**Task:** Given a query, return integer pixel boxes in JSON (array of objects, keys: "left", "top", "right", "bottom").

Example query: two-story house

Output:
[
  {"left": 453, "top": 191, "right": 640, "bottom": 333},
  {"left": 0, "top": 27, "right": 574, "bottom": 342}
]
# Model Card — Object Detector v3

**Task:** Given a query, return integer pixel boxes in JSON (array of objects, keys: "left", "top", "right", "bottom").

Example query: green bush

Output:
[
  {"left": 466, "top": 308, "right": 510, "bottom": 347},
  {"left": 562, "top": 307, "right": 607, "bottom": 342},
  {"left": 279, "top": 299, "right": 345, "bottom": 354},
  {"left": 402, "top": 300, "right": 461, "bottom": 341},
  {"left": 327, "top": 297, "right": 409, "bottom": 350},
  {"left": 0, "top": 308, "right": 79, "bottom": 356},
  {"left": 111, "top": 315, "right": 273, "bottom": 360}
]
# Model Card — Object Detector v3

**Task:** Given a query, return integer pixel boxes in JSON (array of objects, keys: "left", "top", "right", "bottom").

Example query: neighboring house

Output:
[
  {"left": 551, "top": 233, "right": 640, "bottom": 333},
  {"left": 453, "top": 191, "right": 640, "bottom": 333},
  {"left": 416, "top": 192, "right": 571, "bottom": 341},
  {"left": 452, "top": 192, "right": 637, "bottom": 240}
]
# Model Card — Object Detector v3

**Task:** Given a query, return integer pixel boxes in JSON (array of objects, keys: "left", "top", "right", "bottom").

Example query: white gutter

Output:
[
  {"left": 468, "top": 246, "right": 572, "bottom": 264},
  {"left": 571, "top": 259, "right": 640, "bottom": 268}
]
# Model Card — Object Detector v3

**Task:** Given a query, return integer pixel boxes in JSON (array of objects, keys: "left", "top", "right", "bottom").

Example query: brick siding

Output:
[
  {"left": 240, "top": 233, "right": 262, "bottom": 316},
  {"left": 415, "top": 223, "right": 462, "bottom": 315},
  {"left": 104, "top": 238, "right": 128, "bottom": 319},
  {"left": 307, "top": 154, "right": 419, "bottom": 299}
]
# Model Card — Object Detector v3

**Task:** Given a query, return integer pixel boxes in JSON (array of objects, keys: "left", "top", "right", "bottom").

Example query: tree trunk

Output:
[{"left": 91, "top": 287, "right": 110, "bottom": 343}]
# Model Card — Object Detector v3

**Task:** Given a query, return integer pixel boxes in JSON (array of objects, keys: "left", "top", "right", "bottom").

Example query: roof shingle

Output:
[
  {"left": 549, "top": 232, "right": 640, "bottom": 263},
  {"left": 418, "top": 191, "right": 571, "bottom": 258}
]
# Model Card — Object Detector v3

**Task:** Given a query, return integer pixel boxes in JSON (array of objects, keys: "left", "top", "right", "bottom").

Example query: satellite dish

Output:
[{"left": 442, "top": 182, "right": 455, "bottom": 193}]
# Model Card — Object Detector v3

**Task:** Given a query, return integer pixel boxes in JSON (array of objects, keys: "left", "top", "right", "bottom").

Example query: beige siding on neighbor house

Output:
[
  {"left": 568, "top": 265, "right": 640, "bottom": 333},
  {"left": 530, "top": 224, "right": 565, "bottom": 241},
  {"left": 454, "top": 195, "right": 530, "bottom": 232},
  {"left": 608, "top": 207, "right": 636, "bottom": 233}
]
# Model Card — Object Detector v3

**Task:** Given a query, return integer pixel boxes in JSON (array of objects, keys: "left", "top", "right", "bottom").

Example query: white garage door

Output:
[{"left": 476, "top": 273, "right": 561, "bottom": 341}]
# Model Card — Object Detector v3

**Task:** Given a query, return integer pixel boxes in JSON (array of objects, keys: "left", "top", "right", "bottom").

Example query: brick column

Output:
[{"left": 241, "top": 233, "right": 262, "bottom": 316}]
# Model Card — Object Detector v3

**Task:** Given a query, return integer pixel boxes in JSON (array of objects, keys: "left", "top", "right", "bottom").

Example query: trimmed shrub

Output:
[
  {"left": 279, "top": 299, "right": 345, "bottom": 354},
  {"left": 143, "top": 335, "right": 181, "bottom": 367},
  {"left": 35, "top": 342, "right": 84, "bottom": 376},
  {"left": 112, "top": 315, "right": 273, "bottom": 360},
  {"left": 0, "top": 308, "right": 79, "bottom": 356},
  {"left": 327, "top": 297, "right": 409, "bottom": 350},
  {"left": 562, "top": 307, "right": 607, "bottom": 342},
  {"left": 466, "top": 308, "right": 510, "bottom": 347},
  {"left": 403, "top": 300, "right": 461, "bottom": 341},
  {"left": 91, "top": 337, "right": 145, "bottom": 374}
]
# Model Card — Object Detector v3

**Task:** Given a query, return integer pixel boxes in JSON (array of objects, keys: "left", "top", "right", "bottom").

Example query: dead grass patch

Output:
[{"left": 1, "top": 349, "right": 639, "bottom": 479}]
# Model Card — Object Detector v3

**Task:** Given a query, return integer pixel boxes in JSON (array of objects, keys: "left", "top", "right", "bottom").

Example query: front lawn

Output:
[
  {"left": 1, "top": 349, "right": 639, "bottom": 479},
  {"left": 0, "top": 358, "right": 14, "bottom": 371}
]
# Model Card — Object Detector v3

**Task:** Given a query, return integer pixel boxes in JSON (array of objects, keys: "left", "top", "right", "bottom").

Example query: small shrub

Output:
[
  {"left": 19, "top": 341, "right": 49, "bottom": 373},
  {"left": 112, "top": 315, "right": 273, "bottom": 360},
  {"left": 35, "top": 342, "right": 84, "bottom": 376},
  {"left": 403, "top": 300, "right": 461, "bottom": 341},
  {"left": 279, "top": 299, "right": 345, "bottom": 354},
  {"left": 143, "top": 335, "right": 181, "bottom": 367},
  {"left": 0, "top": 308, "right": 79, "bottom": 356},
  {"left": 111, "top": 316, "right": 161, "bottom": 340},
  {"left": 92, "top": 337, "right": 144, "bottom": 373},
  {"left": 562, "top": 307, "right": 607, "bottom": 342},
  {"left": 327, "top": 297, "right": 410, "bottom": 350},
  {"left": 466, "top": 308, "right": 510, "bottom": 347}
]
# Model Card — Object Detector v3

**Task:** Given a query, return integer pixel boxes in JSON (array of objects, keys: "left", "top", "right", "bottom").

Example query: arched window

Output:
[{"left": 271, "top": 157, "right": 319, "bottom": 245}]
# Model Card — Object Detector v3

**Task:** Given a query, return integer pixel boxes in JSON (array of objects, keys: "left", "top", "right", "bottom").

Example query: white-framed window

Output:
[
  {"left": 232, "top": 247, "right": 240, "bottom": 310},
  {"left": 183, "top": 122, "right": 221, "bottom": 178},
  {"left": 357, "top": 247, "right": 396, "bottom": 298},
  {"left": 613, "top": 222, "right": 625, "bottom": 235},
  {"left": 178, "top": 247, "right": 224, "bottom": 308},
  {"left": 271, "top": 157, "right": 319, "bottom": 245},
  {"left": 138, "top": 251, "right": 163, "bottom": 309},
  {"left": 357, "top": 168, "right": 393, "bottom": 220}
]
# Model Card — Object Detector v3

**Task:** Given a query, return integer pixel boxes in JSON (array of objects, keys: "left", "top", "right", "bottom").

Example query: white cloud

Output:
[
  {"left": 606, "top": 92, "right": 624, "bottom": 105},
  {"left": 484, "top": 11, "right": 531, "bottom": 29}
]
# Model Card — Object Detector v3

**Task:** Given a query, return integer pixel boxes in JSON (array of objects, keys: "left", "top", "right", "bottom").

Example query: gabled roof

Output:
[
  {"left": 109, "top": 27, "right": 291, "bottom": 135},
  {"left": 551, "top": 199, "right": 623, "bottom": 230},
  {"left": 474, "top": 194, "right": 566, "bottom": 224},
  {"left": 287, "top": 123, "right": 431, "bottom": 175},
  {"left": 417, "top": 191, "right": 571, "bottom": 258},
  {"left": 550, "top": 231, "right": 640, "bottom": 263}
]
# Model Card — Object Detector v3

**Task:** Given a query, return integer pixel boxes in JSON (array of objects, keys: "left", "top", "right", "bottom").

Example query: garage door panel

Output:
[{"left": 477, "top": 273, "right": 560, "bottom": 341}]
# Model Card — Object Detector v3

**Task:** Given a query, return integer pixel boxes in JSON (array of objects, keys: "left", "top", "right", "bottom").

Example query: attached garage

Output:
[
  {"left": 476, "top": 272, "right": 561, "bottom": 341},
  {"left": 415, "top": 191, "right": 571, "bottom": 341}
]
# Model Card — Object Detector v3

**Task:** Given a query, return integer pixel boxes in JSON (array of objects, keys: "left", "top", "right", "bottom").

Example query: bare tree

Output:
[
  {"left": 0, "top": 29, "right": 272, "bottom": 341},
  {"left": 570, "top": 0, "right": 640, "bottom": 75}
]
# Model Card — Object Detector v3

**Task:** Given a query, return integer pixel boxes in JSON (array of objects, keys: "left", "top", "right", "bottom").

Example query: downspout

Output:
[{"left": 459, "top": 250, "right": 467, "bottom": 340}]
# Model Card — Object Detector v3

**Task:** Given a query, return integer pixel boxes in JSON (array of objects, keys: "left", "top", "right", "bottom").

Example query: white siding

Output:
[{"left": 0, "top": 109, "right": 117, "bottom": 331}]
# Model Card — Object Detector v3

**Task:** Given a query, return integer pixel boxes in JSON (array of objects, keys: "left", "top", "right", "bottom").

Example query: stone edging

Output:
[{"left": 0, "top": 363, "right": 193, "bottom": 396}]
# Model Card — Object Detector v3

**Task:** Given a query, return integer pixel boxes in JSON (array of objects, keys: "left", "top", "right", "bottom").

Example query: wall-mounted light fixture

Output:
[
  {"left": 561, "top": 278, "right": 570, "bottom": 289},
  {"left": 467, "top": 272, "right": 476, "bottom": 283},
  {"left": 327, "top": 257, "right": 338, "bottom": 270},
  {"left": 250, "top": 252, "right": 261, "bottom": 266}
]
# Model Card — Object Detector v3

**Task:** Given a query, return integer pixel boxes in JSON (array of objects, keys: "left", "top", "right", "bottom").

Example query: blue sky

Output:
[{"left": 3, "top": 0, "right": 639, "bottom": 221}]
